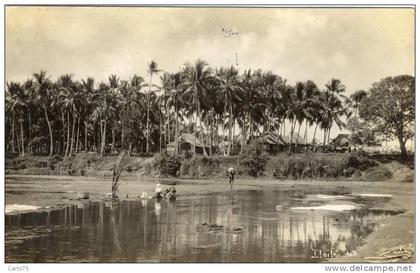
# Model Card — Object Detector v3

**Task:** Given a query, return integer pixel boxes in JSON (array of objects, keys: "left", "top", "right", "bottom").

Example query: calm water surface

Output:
[{"left": 5, "top": 189, "right": 400, "bottom": 262}]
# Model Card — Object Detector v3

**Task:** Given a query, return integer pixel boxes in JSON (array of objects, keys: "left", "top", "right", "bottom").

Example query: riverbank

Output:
[
  {"left": 5, "top": 170, "right": 415, "bottom": 262},
  {"left": 5, "top": 152, "right": 414, "bottom": 181}
]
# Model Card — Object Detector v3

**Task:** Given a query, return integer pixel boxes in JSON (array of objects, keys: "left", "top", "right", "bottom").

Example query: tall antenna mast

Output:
[{"left": 222, "top": 27, "right": 240, "bottom": 66}]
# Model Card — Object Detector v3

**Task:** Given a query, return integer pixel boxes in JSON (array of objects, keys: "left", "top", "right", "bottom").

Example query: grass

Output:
[
  {"left": 267, "top": 151, "right": 378, "bottom": 180},
  {"left": 5, "top": 150, "right": 408, "bottom": 182}
]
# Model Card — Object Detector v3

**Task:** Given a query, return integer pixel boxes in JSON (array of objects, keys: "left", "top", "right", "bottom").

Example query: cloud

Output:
[{"left": 6, "top": 6, "right": 414, "bottom": 94}]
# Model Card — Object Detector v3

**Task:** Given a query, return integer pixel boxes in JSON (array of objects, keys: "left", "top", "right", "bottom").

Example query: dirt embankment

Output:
[{"left": 5, "top": 152, "right": 415, "bottom": 185}]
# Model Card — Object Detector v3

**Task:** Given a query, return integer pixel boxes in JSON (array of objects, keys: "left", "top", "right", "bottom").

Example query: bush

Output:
[
  {"left": 268, "top": 151, "right": 379, "bottom": 180},
  {"left": 341, "top": 151, "right": 378, "bottom": 171},
  {"left": 159, "top": 154, "right": 182, "bottom": 177},
  {"left": 179, "top": 155, "right": 240, "bottom": 177},
  {"left": 239, "top": 141, "right": 269, "bottom": 177},
  {"left": 363, "top": 166, "right": 393, "bottom": 181},
  {"left": 48, "top": 154, "right": 63, "bottom": 170}
]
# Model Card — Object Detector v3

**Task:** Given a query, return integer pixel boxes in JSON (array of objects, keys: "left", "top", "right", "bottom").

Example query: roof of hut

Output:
[{"left": 257, "top": 131, "right": 287, "bottom": 145}]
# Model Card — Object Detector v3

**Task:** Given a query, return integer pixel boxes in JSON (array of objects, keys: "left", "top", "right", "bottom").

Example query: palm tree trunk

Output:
[
  {"left": 69, "top": 109, "right": 76, "bottom": 156},
  {"left": 11, "top": 114, "right": 15, "bottom": 153},
  {"left": 43, "top": 105, "right": 54, "bottom": 156},
  {"left": 304, "top": 120, "right": 308, "bottom": 141},
  {"left": 20, "top": 118, "right": 25, "bottom": 156},
  {"left": 283, "top": 118, "right": 286, "bottom": 138},
  {"left": 121, "top": 119, "right": 125, "bottom": 151},
  {"left": 75, "top": 117, "right": 80, "bottom": 153},
  {"left": 248, "top": 112, "right": 254, "bottom": 140},
  {"left": 100, "top": 121, "right": 107, "bottom": 157},
  {"left": 61, "top": 111, "right": 66, "bottom": 155},
  {"left": 289, "top": 118, "right": 296, "bottom": 153},
  {"left": 295, "top": 121, "right": 302, "bottom": 149},
  {"left": 84, "top": 121, "right": 88, "bottom": 153},
  {"left": 196, "top": 97, "right": 207, "bottom": 156},
  {"left": 199, "top": 112, "right": 207, "bottom": 156},
  {"left": 228, "top": 103, "right": 233, "bottom": 156},
  {"left": 193, "top": 111, "right": 197, "bottom": 156},
  {"left": 209, "top": 116, "right": 213, "bottom": 155},
  {"left": 16, "top": 122, "right": 21, "bottom": 156},
  {"left": 159, "top": 111, "right": 162, "bottom": 154},
  {"left": 241, "top": 123, "right": 246, "bottom": 155},
  {"left": 28, "top": 112, "right": 32, "bottom": 155},
  {"left": 327, "top": 126, "right": 331, "bottom": 144},
  {"left": 312, "top": 123, "right": 319, "bottom": 151},
  {"left": 65, "top": 110, "right": 70, "bottom": 156},
  {"left": 279, "top": 122, "right": 282, "bottom": 137},
  {"left": 175, "top": 103, "right": 179, "bottom": 155},
  {"left": 222, "top": 105, "right": 227, "bottom": 156},
  {"left": 165, "top": 90, "right": 169, "bottom": 149},
  {"left": 146, "top": 76, "right": 152, "bottom": 155},
  {"left": 111, "top": 122, "right": 116, "bottom": 154},
  {"left": 146, "top": 96, "right": 150, "bottom": 154},
  {"left": 214, "top": 118, "right": 218, "bottom": 147},
  {"left": 232, "top": 117, "right": 236, "bottom": 154}
]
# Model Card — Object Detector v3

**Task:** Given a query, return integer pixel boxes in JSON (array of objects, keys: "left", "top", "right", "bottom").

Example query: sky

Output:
[{"left": 5, "top": 6, "right": 415, "bottom": 144}]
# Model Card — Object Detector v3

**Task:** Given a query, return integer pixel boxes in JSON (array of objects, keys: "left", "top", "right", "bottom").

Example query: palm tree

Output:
[
  {"left": 311, "top": 103, "right": 325, "bottom": 150},
  {"left": 93, "top": 83, "right": 115, "bottom": 157},
  {"left": 22, "top": 79, "right": 36, "bottom": 154},
  {"left": 325, "top": 78, "right": 346, "bottom": 97},
  {"left": 260, "top": 72, "right": 285, "bottom": 132},
  {"left": 159, "top": 72, "right": 173, "bottom": 152},
  {"left": 300, "top": 80, "right": 321, "bottom": 143},
  {"left": 119, "top": 75, "right": 146, "bottom": 152},
  {"left": 146, "top": 61, "right": 160, "bottom": 155},
  {"left": 216, "top": 66, "right": 243, "bottom": 155},
  {"left": 107, "top": 75, "right": 121, "bottom": 154},
  {"left": 6, "top": 82, "right": 27, "bottom": 156},
  {"left": 319, "top": 90, "right": 348, "bottom": 145},
  {"left": 81, "top": 77, "right": 96, "bottom": 153},
  {"left": 33, "top": 70, "right": 54, "bottom": 156},
  {"left": 56, "top": 74, "right": 83, "bottom": 156},
  {"left": 349, "top": 90, "right": 367, "bottom": 119},
  {"left": 165, "top": 73, "right": 184, "bottom": 155},
  {"left": 182, "top": 59, "right": 213, "bottom": 156}
]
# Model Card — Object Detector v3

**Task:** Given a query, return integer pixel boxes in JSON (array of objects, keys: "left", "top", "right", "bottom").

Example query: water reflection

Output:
[{"left": 5, "top": 190, "right": 401, "bottom": 262}]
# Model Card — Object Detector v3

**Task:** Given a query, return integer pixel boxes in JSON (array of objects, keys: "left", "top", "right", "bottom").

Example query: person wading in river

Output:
[{"left": 227, "top": 167, "right": 235, "bottom": 189}]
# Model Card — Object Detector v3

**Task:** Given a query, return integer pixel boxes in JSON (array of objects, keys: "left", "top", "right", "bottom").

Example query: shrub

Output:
[
  {"left": 159, "top": 154, "right": 182, "bottom": 177},
  {"left": 239, "top": 141, "right": 269, "bottom": 177},
  {"left": 48, "top": 154, "right": 62, "bottom": 170},
  {"left": 363, "top": 166, "right": 393, "bottom": 181},
  {"left": 342, "top": 151, "right": 377, "bottom": 171},
  {"left": 268, "top": 152, "right": 378, "bottom": 180}
]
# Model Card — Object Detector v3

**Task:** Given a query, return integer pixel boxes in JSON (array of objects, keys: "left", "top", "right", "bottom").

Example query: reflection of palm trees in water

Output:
[
  {"left": 143, "top": 200, "right": 148, "bottom": 250},
  {"left": 154, "top": 200, "right": 161, "bottom": 244},
  {"left": 111, "top": 203, "right": 122, "bottom": 254},
  {"left": 5, "top": 193, "right": 399, "bottom": 262}
]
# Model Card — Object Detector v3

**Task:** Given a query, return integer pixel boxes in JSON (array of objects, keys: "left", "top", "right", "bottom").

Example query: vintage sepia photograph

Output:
[{"left": 4, "top": 4, "right": 415, "bottom": 266}]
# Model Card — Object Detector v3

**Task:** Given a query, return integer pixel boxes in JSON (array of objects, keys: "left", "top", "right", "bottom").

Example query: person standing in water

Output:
[
  {"left": 154, "top": 183, "right": 162, "bottom": 199},
  {"left": 227, "top": 167, "right": 235, "bottom": 188}
]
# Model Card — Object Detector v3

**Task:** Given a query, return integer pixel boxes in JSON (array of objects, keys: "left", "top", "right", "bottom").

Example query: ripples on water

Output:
[{"left": 5, "top": 189, "right": 401, "bottom": 262}]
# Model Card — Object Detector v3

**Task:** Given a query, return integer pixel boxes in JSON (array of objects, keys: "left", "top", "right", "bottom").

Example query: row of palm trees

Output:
[{"left": 5, "top": 59, "right": 357, "bottom": 157}]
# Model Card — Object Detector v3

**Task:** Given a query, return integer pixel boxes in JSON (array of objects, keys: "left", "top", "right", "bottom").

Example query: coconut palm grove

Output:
[{"left": 5, "top": 59, "right": 414, "bottom": 160}]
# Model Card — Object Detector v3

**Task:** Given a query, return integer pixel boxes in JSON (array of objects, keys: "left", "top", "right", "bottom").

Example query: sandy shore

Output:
[{"left": 5, "top": 173, "right": 415, "bottom": 262}]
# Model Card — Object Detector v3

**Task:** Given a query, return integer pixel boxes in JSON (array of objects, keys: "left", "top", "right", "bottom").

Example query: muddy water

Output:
[{"left": 5, "top": 189, "right": 401, "bottom": 262}]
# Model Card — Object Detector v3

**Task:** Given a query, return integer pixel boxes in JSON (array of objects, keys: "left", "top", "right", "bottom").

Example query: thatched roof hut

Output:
[
  {"left": 168, "top": 133, "right": 211, "bottom": 154},
  {"left": 331, "top": 134, "right": 362, "bottom": 147}
]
